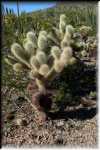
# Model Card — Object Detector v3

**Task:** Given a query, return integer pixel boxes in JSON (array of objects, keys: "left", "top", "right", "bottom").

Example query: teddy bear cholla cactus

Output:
[{"left": 5, "top": 14, "right": 77, "bottom": 123}]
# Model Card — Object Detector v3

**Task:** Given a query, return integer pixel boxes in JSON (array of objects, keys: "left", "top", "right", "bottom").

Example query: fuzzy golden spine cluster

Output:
[{"left": 6, "top": 14, "right": 87, "bottom": 93}]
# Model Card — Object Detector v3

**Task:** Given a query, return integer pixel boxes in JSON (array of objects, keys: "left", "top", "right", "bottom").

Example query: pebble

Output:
[
  {"left": 16, "top": 118, "right": 27, "bottom": 126},
  {"left": 57, "top": 120, "right": 65, "bottom": 127}
]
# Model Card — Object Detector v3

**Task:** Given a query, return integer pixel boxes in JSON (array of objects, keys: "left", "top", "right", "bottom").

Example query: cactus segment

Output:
[
  {"left": 29, "top": 70, "right": 39, "bottom": 79},
  {"left": 36, "top": 51, "right": 47, "bottom": 64},
  {"left": 61, "top": 31, "right": 72, "bottom": 48},
  {"left": 54, "top": 60, "right": 64, "bottom": 73},
  {"left": 26, "top": 31, "right": 36, "bottom": 42},
  {"left": 24, "top": 41, "right": 36, "bottom": 56},
  {"left": 59, "top": 14, "right": 66, "bottom": 35},
  {"left": 60, "top": 46, "right": 73, "bottom": 65},
  {"left": 39, "top": 30, "right": 47, "bottom": 37},
  {"left": 36, "top": 79, "right": 46, "bottom": 93},
  {"left": 38, "top": 36, "right": 47, "bottom": 50},
  {"left": 65, "top": 25, "right": 74, "bottom": 36},
  {"left": 51, "top": 46, "right": 61, "bottom": 59},
  {"left": 62, "top": 47, "right": 73, "bottom": 59},
  {"left": 68, "top": 57, "right": 77, "bottom": 65},
  {"left": 5, "top": 54, "right": 18, "bottom": 66},
  {"left": 39, "top": 64, "right": 49, "bottom": 77},
  {"left": 11, "top": 43, "right": 30, "bottom": 68},
  {"left": 13, "top": 63, "right": 24, "bottom": 72},
  {"left": 5, "top": 58, "right": 15, "bottom": 66},
  {"left": 7, "top": 55, "right": 17, "bottom": 61},
  {"left": 30, "top": 56, "right": 40, "bottom": 70}
]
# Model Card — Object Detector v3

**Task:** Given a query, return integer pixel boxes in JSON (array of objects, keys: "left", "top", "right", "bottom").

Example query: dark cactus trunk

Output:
[{"left": 27, "top": 80, "right": 53, "bottom": 123}]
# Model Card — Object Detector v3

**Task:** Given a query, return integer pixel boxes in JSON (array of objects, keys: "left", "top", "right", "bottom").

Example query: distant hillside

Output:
[
  {"left": 27, "top": 2, "right": 97, "bottom": 32},
  {"left": 3, "top": 2, "right": 97, "bottom": 49}
]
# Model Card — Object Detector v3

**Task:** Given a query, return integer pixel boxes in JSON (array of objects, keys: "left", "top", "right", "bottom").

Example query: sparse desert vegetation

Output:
[{"left": 2, "top": 2, "right": 97, "bottom": 147}]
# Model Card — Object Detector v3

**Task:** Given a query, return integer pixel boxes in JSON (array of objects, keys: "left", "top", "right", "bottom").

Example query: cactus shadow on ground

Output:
[
  {"left": 46, "top": 58, "right": 97, "bottom": 121},
  {"left": 50, "top": 59, "right": 96, "bottom": 108},
  {"left": 48, "top": 107, "right": 97, "bottom": 121}
]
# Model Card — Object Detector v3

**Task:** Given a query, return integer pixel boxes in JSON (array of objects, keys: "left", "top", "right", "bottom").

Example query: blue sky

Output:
[{"left": 2, "top": 2, "right": 56, "bottom": 14}]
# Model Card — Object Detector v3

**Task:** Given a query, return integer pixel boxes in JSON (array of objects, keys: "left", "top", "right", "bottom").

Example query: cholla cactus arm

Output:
[
  {"left": 65, "top": 25, "right": 75, "bottom": 37},
  {"left": 46, "top": 46, "right": 73, "bottom": 79},
  {"left": 61, "top": 33, "right": 71, "bottom": 48},
  {"left": 68, "top": 57, "right": 77, "bottom": 65},
  {"left": 24, "top": 41, "right": 36, "bottom": 56},
  {"left": 5, "top": 58, "right": 15, "bottom": 66},
  {"left": 11, "top": 43, "right": 30, "bottom": 68},
  {"left": 60, "top": 46, "right": 73, "bottom": 65},
  {"left": 59, "top": 14, "right": 67, "bottom": 37},
  {"left": 36, "top": 78, "right": 46, "bottom": 93},
  {"left": 46, "top": 66, "right": 57, "bottom": 80},
  {"left": 51, "top": 46, "right": 61, "bottom": 59},
  {"left": 26, "top": 31, "right": 37, "bottom": 44},
  {"left": 30, "top": 56, "right": 40, "bottom": 70},
  {"left": 39, "top": 64, "right": 49, "bottom": 77},
  {"left": 46, "top": 46, "right": 73, "bottom": 80},
  {"left": 29, "top": 70, "right": 37, "bottom": 79},
  {"left": 4, "top": 55, "right": 17, "bottom": 66},
  {"left": 7, "top": 55, "right": 18, "bottom": 61},
  {"left": 39, "top": 31, "right": 47, "bottom": 37},
  {"left": 37, "top": 31, "right": 48, "bottom": 50},
  {"left": 36, "top": 51, "right": 47, "bottom": 64},
  {"left": 61, "top": 25, "right": 74, "bottom": 48},
  {"left": 13, "top": 63, "right": 26, "bottom": 72},
  {"left": 54, "top": 60, "right": 64, "bottom": 73}
]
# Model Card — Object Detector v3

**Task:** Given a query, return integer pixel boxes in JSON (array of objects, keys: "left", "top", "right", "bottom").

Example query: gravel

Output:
[
  {"left": 2, "top": 87, "right": 97, "bottom": 148},
  {"left": 2, "top": 104, "right": 97, "bottom": 148}
]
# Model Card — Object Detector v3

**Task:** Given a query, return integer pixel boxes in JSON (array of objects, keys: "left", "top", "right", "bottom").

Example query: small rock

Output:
[
  {"left": 55, "top": 138, "right": 63, "bottom": 145},
  {"left": 16, "top": 118, "right": 27, "bottom": 126},
  {"left": 56, "top": 129, "right": 62, "bottom": 135},
  {"left": 16, "top": 118, "right": 22, "bottom": 126},
  {"left": 57, "top": 120, "right": 65, "bottom": 127}
]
